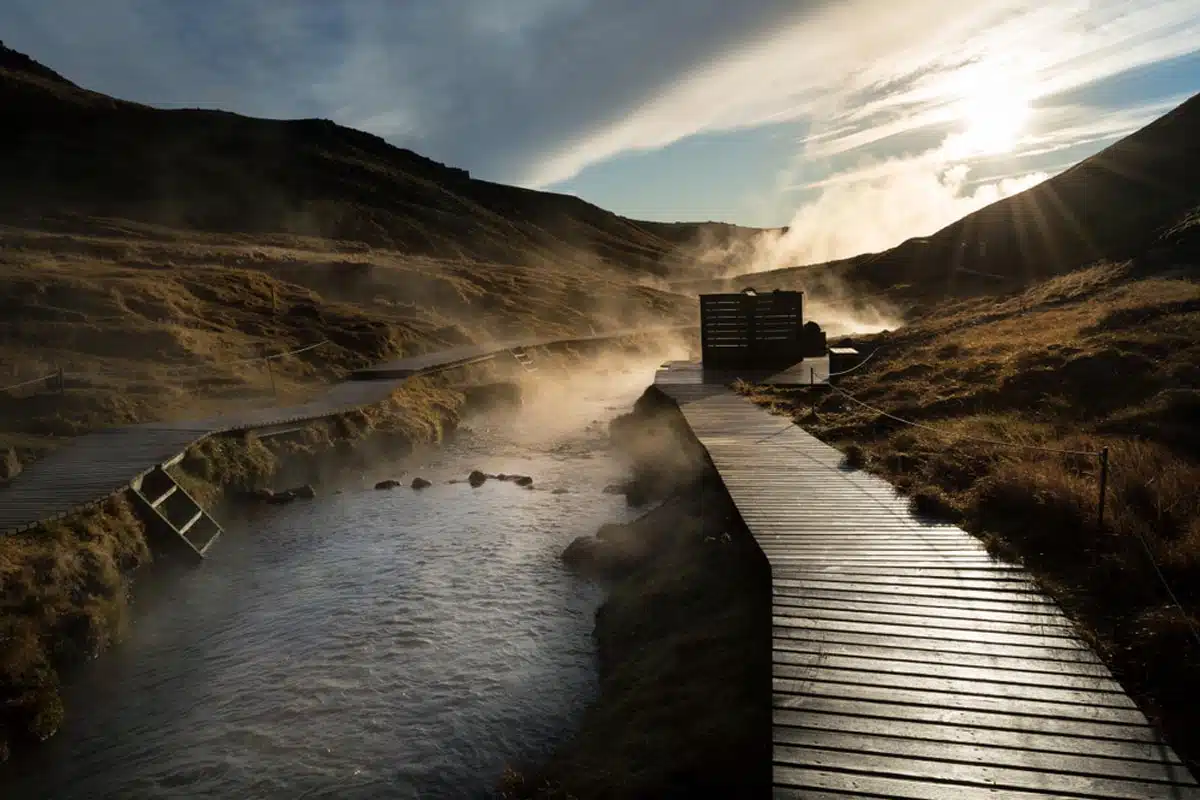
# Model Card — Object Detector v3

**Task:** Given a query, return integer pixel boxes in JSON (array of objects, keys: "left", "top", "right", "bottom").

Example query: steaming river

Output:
[{"left": 2, "top": 366, "right": 655, "bottom": 799}]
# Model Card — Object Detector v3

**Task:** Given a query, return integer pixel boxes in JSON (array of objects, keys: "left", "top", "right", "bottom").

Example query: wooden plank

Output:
[
  {"left": 773, "top": 661, "right": 1137, "bottom": 709},
  {"left": 777, "top": 725, "right": 1193, "bottom": 784},
  {"left": 772, "top": 602, "right": 1080, "bottom": 639},
  {"left": 774, "top": 746, "right": 1197, "bottom": 799},
  {"left": 774, "top": 678, "right": 1150, "bottom": 727},
  {"left": 775, "top": 709, "right": 1187, "bottom": 766}
]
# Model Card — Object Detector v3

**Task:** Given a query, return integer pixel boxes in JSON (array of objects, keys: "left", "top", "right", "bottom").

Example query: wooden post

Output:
[
  {"left": 1097, "top": 447, "right": 1110, "bottom": 530},
  {"left": 810, "top": 366, "right": 815, "bottom": 385},
  {"left": 56, "top": 365, "right": 64, "bottom": 395},
  {"left": 264, "top": 352, "right": 277, "bottom": 400}
]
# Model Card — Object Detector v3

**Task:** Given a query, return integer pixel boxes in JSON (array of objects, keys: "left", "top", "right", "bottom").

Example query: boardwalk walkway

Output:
[
  {"left": 0, "top": 327, "right": 686, "bottom": 536},
  {"left": 654, "top": 362, "right": 1198, "bottom": 799}
]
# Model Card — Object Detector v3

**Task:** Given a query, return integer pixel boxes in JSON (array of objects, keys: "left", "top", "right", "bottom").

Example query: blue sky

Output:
[{"left": 3, "top": 0, "right": 1198, "bottom": 267}]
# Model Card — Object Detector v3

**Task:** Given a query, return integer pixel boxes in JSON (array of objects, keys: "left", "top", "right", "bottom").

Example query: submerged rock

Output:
[
  {"left": 289, "top": 484, "right": 317, "bottom": 499},
  {"left": 512, "top": 475, "right": 533, "bottom": 487},
  {"left": 265, "top": 491, "right": 296, "bottom": 505},
  {"left": 552, "top": 488, "right": 569, "bottom": 495},
  {"left": 375, "top": 479, "right": 403, "bottom": 490},
  {"left": 411, "top": 477, "right": 432, "bottom": 490},
  {"left": 602, "top": 483, "right": 626, "bottom": 495},
  {"left": 468, "top": 470, "right": 488, "bottom": 488},
  {"left": 0, "top": 447, "right": 21, "bottom": 483}
]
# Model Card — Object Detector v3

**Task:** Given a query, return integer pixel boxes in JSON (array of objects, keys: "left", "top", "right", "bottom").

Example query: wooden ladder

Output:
[
  {"left": 130, "top": 465, "right": 223, "bottom": 560},
  {"left": 511, "top": 348, "right": 538, "bottom": 374}
]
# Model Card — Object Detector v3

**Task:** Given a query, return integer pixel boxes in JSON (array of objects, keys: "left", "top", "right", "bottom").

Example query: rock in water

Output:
[
  {"left": 289, "top": 484, "right": 317, "bottom": 499},
  {"left": 411, "top": 477, "right": 432, "bottom": 490},
  {"left": 512, "top": 475, "right": 533, "bottom": 487},
  {"left": 0, "top": 448, "right": 21, "bottom": 483},
  {"left": 468, "top": 470, "right": 488, "bottom": 488},
  {"left": 375, "top": 479, "right": 403, "bottom": 490}
]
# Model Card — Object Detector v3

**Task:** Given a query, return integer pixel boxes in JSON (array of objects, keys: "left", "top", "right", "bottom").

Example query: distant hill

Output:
[
  {"left": 686, "top": 92, "right": 1200, "bottom": 300},
  {"left": 0, "top": 42, "right": 769, "bottom": 279}
]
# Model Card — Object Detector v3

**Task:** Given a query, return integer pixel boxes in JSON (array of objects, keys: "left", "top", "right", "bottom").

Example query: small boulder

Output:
[
  {"left": 375, "top": 479, "right": 403, "bottom": 490},
  {"left": 411, "top": 477, "right": 432, "bottom": 490},
  {"left": 266, "top": 491, "right": 296, "bottom": 505},
  {"left": 468, "top": 470, "right": 488, "bottom": 488},
  {"left": 289, "top": 484, "right": 316, "bottom": 499},
  {"left": 512, "top": 475, "right": 533, "bottom": 487},
  {"left": 496, "top": 473, "right": 508, "bottom": 481},
  {"left": 0, "top": 448, "right": 22, "bottom": 483}
]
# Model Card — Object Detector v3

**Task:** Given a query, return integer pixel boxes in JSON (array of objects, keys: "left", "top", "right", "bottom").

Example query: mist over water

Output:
[{"left": 0, "top": 363, "right": 662, "bottom": 800}]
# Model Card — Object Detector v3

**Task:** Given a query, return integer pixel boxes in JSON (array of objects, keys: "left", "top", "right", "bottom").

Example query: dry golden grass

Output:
[
  {"left": 0, "top": 218, "right": 697, "bottom": 462},
  {"left": 739, "top": 261, "right": 1200, "bottom": 769},
  {"left": 0, "top": 498, "right": 150, "bottom": 750}
]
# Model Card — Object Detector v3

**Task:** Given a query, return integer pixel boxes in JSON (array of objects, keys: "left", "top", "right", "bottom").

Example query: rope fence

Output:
[{"left": 1, "top": 340, "right": 332, "bottom": 397}]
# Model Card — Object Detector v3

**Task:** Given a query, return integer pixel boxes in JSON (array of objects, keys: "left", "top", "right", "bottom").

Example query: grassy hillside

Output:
[
  {"left": 737, "top": 219, "right": 1200, "bottom": 767},
  {"left": 0, "top": 42, "right": 766, "bottom": 279},
  {"left": 0, "top": 42, "right": 728, "bottom": 460}
]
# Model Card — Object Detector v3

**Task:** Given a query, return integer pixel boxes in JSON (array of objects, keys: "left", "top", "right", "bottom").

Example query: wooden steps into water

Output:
[
  {"left": 653, "top": 361, "right": 1199, "bottom": 799},
  {"left": 130, "top": 465, "right": 222, "bottom": 559}
]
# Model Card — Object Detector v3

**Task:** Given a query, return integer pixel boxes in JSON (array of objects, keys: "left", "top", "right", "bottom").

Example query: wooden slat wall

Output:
[
  {"left": 700, "top": 292, "right": 804, "bottom": 368},
  {"left": 654, "top": 361, "right": 1199, "bottom": 799}
]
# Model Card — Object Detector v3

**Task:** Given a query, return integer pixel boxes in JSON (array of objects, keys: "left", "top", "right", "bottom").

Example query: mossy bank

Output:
[{"left": 502, "top": 387, "right": 772, "bottom": 799}]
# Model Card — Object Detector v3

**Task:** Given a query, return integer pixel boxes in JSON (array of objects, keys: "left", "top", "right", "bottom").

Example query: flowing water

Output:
[{"left": 2, "top": 366, "right": 657, "bottom": 799}]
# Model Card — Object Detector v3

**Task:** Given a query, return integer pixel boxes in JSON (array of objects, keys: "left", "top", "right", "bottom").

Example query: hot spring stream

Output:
[{"left": 1, "top": 366, "right": 657, "bottom": 799}]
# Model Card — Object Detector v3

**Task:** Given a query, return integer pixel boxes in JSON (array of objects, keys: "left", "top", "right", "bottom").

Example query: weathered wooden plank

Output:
[
  {"left": 773, "top": 661, "right": 1137, "bottom": 709},
  {"left": 774, "top": 746, "right": 1198, "bottom": 799},
  {"left": 772, "top": 601, "right": 1079, "bottom": 638},
  {"left": 775, "top": 709, "right": 1187, "bottom": 766},
  {"left": 774, "top": 678, "right": 1151, "bottom": 727},
  {"left": 772, "top": 648, "right": 1123, "bottom": 691},
  {"left": 774, "top": 725, "right": 1194, "bottom": 784}
]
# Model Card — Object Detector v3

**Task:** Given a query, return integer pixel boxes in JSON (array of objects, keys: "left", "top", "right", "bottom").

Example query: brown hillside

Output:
[{"left": 0, "top": 42, "right": 763, "bottom": 279}]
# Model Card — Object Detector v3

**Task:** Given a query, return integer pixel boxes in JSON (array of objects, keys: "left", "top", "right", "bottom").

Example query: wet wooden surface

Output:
[{"left": 654, "top": 361, "right": 1198, "bottom": 799}]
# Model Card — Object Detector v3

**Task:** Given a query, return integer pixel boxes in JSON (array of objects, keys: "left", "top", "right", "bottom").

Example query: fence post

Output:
[
  {"left": 56, "top": 365, "right": 64, "bottom": 395},
  {"left": 1097, "top": 446, "right": 1110, "bottom": 530},
  {"left": 264, "top": 352, "right": 277, "bottom": 400}
]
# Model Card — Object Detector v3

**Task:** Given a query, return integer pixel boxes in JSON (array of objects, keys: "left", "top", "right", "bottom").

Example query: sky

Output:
[{"left": 3, "top": 0, "right": 1199, "bottom": 267}]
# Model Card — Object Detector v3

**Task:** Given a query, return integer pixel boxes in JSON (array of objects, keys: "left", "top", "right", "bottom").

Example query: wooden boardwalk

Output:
[
  {"left": 654, "top": 362, "right": 1199, "bottom": 799},
  {"left": 0, "top": 328, "right": 688, "bottom": 536}
]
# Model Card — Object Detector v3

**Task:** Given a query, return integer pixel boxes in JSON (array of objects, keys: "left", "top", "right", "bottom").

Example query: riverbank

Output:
[
  {"left": 0, "top": 374, "right": 477, "bottom": 760},
  {"left": 502, "top": 387, "right": 772, "bottom": 799}
]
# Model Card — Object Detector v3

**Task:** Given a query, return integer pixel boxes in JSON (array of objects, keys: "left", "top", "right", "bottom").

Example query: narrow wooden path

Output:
[
  {"left": 654, "top": 362, "right": 1199, "bottom": 799},
  {"left": 0, "top": 327, "right": 686, "bottom": 536}
]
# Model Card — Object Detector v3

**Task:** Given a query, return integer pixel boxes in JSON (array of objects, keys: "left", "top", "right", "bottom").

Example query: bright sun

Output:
[{"left": 951, "top": 70, "right": 1033, "bottom": 156}]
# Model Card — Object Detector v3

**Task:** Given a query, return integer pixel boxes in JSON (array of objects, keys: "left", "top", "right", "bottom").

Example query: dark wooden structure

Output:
[
  {"left": 654, "top": 361, "right": 1199, "bottom": 798},
  {"left": 700, "top": 289, "right": 824, "bottom": 369}
]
